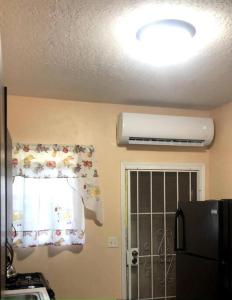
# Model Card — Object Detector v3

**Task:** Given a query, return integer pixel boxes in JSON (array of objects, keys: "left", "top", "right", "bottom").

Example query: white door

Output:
[{"left": 122, "top": 164, "right": 204, "bottom": 300}]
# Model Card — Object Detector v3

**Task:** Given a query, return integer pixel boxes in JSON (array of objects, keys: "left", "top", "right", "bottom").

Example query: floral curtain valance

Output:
[
  {"left": 12, "top": 143, "right": 103, "bottom": 224},
  {"left": 12, "top": 144, "right": 98, "bottom": 179}
]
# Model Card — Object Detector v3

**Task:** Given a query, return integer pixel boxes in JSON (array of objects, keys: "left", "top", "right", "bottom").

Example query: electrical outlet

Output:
[{"left": 107, "top": 236, "right": 119, "bottom": 248}]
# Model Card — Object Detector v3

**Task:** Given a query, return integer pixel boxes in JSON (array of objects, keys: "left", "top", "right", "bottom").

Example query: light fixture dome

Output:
[
  {"left": 137, "top": 19, "right": 196, "bottom": 42},
  {"left": 135, "top": 19, "right": 196, "bottom": 66}
]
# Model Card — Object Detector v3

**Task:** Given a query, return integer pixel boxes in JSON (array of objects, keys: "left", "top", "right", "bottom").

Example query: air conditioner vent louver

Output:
[
  {"left": 117, "top": 113, "right": 214, "bottom": 147},
  {"left": 129, "top": 137, "right": 204, "bottom": 144}
]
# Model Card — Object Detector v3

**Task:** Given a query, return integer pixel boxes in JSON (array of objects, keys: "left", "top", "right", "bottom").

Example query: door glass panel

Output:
[
  {"left": 153, "top": 214, "right": 164, "bottom": 255},
  {"left": 191, "top": 172, "right": 197, "bottom": 202},
  {"left": 153, "top": 256, "right": 165, "bottom": 298},
  {"left": 131, "top": 214, "right": 137, "bottom": 248},
  {"left": 152, "top": 172, "right": 164, "bottom": 212},
  {"left": 139, "top": 172, "right": 150, "bottom": 213},
  {"left": 131, "top": 267, "right": 138, "bottom": 299},
  {"left": 139, "top": 215, "right": 151, "bottom": 256},
  {"left": 166, "top": 172, "right": 177, "bottom": 212},
  {"left": 130, "top": 171, "right": 137, "bottom": 213},
  {"left": 178, "top": 172, "right": 190, "bottom": 202},
  {"left": 139, "top": 257, "right": 152, "bottom": 299},
  {"left": 166, "top": 215, "right": 175, "bottom": 254},
  {"left": 166, "top": 255, "right": 176, "bottom": 297}
]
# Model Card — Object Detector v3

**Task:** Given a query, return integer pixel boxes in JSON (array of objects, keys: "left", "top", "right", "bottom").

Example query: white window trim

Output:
[{"left": 120, "top": 162, "right": 205, "bottom": 300}]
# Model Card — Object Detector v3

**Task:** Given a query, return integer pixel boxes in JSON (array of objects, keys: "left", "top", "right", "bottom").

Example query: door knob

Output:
[{"left": 132, "top": 257, "right": 137, "bottom": 265}]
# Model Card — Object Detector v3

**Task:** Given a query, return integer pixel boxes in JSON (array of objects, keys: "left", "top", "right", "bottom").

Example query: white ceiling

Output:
[{"left": 1, "top": 0, "right": 232, "bottom": 109}]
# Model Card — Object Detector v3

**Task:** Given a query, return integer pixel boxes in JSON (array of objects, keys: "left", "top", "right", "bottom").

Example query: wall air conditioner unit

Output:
[{"left": 117, "top": 112, "right": 214, "bottom": 147}]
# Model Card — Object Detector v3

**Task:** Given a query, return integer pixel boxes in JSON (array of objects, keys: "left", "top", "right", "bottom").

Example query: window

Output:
[{"left": 12, "top": 143, "right": 102, "bottom": 247}]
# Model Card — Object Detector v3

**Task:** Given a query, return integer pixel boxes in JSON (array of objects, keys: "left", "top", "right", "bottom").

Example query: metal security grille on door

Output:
[{"left": 127, "top": 170, "right": 198, "bottom": 300}]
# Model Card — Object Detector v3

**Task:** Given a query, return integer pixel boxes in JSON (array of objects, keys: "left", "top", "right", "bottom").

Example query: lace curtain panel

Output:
[{"left": 12, "top": 143, "right": 102, "bottom": 247}]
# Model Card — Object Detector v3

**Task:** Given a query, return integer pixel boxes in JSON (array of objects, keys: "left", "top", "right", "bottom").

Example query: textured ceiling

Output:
[{"left": 1, "top": 0, "right": 232, "bottom": 108}]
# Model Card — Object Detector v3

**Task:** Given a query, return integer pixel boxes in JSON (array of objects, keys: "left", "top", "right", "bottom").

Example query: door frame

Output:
[{"left": 120, "top": 162, "right": 205, "bottom": 299}]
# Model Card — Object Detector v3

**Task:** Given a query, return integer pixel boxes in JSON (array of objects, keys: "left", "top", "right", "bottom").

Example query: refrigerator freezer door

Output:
[
  {"left": 176, "top": 253, "right": 230, "bottom": 300},
  {"left": 178, "top": 200, "right": 221, "bottom": 259}
]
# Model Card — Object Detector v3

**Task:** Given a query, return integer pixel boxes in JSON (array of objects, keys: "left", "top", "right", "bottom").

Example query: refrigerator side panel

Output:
[
  {"left": 220, "top": 200, "right": 229, "bottom": 260},
  {"left": 228, "top": 200, "right": 232, "bottom": 260},
  {"left": 0, "top": 35, "right": 6, "bottom": 294}
]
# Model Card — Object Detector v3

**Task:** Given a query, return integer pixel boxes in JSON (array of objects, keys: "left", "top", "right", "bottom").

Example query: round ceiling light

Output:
[
  {"left": 135, "top": 19, "right": 196, "bottom": 66},
  {"left": 137, "top": 19, "right": 196, "bottom": 44}
]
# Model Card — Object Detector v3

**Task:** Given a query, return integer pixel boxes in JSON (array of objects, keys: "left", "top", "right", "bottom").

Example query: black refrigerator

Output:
[{"left": 175, "top": 200, "right": 232, "bottom": 300}]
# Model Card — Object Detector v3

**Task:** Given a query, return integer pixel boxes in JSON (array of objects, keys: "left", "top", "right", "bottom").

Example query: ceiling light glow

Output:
[
  {"left": 114, "top": 4, "right": 222, "bottom": 67},
  {"left": 136, "top": 19, "right": 196, "bottom": 65}
]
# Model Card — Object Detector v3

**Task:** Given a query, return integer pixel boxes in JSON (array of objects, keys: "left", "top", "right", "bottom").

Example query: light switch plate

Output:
[{"left": 107, "top": 236, "right": 119, "bottom": 248}]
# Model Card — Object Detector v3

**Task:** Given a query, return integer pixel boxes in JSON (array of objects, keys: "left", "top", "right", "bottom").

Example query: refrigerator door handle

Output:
[{"left": 174, "top": 208, "right": 185, "bottom": 252}]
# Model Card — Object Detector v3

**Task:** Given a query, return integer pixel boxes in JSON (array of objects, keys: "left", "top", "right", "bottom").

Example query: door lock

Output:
[{"left": 127, "top": 248, "right": 139, "bottom": 267}]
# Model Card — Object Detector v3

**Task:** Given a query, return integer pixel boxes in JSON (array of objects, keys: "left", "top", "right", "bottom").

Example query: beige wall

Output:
[
  {"left": 8, "top": 95, "right": 211, "bottom": 299},
  {"left": 209, "top": 102, "right": 232, "bottom": 199}
]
